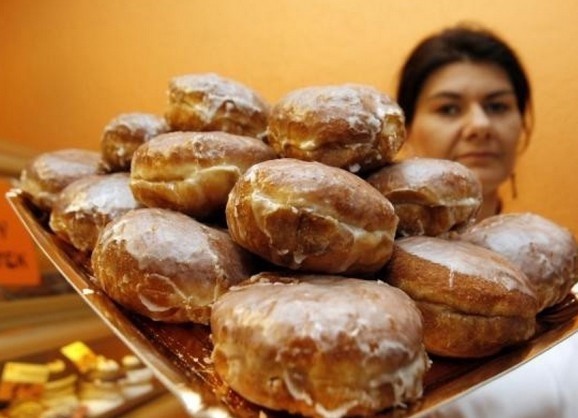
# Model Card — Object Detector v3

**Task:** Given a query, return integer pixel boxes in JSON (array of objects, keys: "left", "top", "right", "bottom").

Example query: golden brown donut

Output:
[
  {"left": 49, "top": 173, "right": 142, "bottom": 253},
  {"left": 267, "top": 84, "right": 406, "bottom": 173},
  {"left": 19, "top": 149, "right": 102, "bottom": 212},
  {"left": 226, "top": 158, "right": 399, "bottom": 275},
  {"left": 100, "top": 112, "right": 169, "bottom": 172},
  {"left": 459, "top": 213, "right": 578, "bottom": 311},
  {"left": 384, "top": 236, "right": 540, "bottom": 358},
  {"left": 210, "top": 272, "right": 430, "bottom": 417},
  {"left": 366, "top": 157, "right": 482, "bottom": 237},
  {"left": 129, "top": 131, "right": 277, "bottom": 219},
  {"left": 165, "top": 73, "right": 269, "bottom": 139},
  {"left": 91, "top": 207, "right": 254, "bottom": 324}
]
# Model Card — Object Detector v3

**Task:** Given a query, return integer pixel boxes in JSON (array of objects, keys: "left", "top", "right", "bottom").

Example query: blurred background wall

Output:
[{"left": 1, "top": 0, "right": 577, "bottom": 234}]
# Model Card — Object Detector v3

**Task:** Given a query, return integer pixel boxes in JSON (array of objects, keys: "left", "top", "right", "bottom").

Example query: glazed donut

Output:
[
  {"left": 49, "top": 173, "right": 142, "bottom": 253},
  {"left": 267, "top": 84, "right": 405, "bottom": 173},
  {"left": 459, "top": 213, "right": 578, "bottom": 311},
  {"left": 91, "top": 207, "right": 254, "bottom": 324},
  {"left": 165, "top": 73, "right": 269, "bottom": 139},
  {"left": 19, "top": 149, "right": 103, "bottom": 212},
  {"left": 384, "top": 236, "right": 539, "bottom": 358},
  {"left": 129, "top": 131, "right": 277, "bottom": 219},
  {"left": 366, "top": 158, "right": 482, "bottom": 237},
  {"left": 100, "top": 112, "right": 169, "bottom": 172},
  {"left": 210, "top": 272, "right": 430, "bottom": 417},
  {"left": 225, "top": 158, "right": 399, "bottom": 275}
]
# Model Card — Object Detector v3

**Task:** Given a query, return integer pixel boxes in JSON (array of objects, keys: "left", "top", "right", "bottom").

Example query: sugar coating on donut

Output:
[
  {"left": 101, "top": 112, "right": 169, "bottom": 171},
  {"left": 366, "top": 158, "right": 482, "bottom": 237},
  {"left": 210, "top": 274, "right": 430, "bottom": 417},
  {"left": 49, "top": 173, "right": 142, "bottom": 252},
  {"left": 368, "top": 158, "right": 482, "bottom": 206},
  {"left": 166, "top": 73, "right": 269, "bottom": 138},
  {"left": 104, "top": 113, "right": 167, "bottom": 136},
  {"left": 225, "top": 158, "right": 398, "bottom": 274},
  {"left": 19, "top": 148, "right": 103, "bottom": 211},
  {"left": 385, "top": 236, "right": 540, "bottom": 357},
  {"left": 460, "top": 212, "right": 578, "bottom": 309},
  {"left": 91, "top": 208, "right": 253, "bottom": 324},
  {"left": 267, "top": 84, "right": 405, "bottom": 173},
  {"left": 59, "top": 173, "right": 139, "bottom": 215},
  {"left": 129, "top": 131, "right": 277, "bottom": 218},
  {"left": 397, "top": 236, "right": 536, "bottom": 298},
  {"left": 170, "top": 73, "right": 267, "bottom": 116}
]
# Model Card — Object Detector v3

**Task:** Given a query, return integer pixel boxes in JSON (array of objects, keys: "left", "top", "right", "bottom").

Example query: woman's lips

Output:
[{"left": 456, "top": 152, "right": 499, "bottom": 165}]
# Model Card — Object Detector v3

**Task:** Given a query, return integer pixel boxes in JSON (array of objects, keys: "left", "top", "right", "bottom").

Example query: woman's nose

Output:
[{"left": 463, "top": 105, "right": 491, "bottom": 139}]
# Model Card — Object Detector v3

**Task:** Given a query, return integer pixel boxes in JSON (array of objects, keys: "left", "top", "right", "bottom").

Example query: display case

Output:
[
  {"left": 0, "top": 283, "right": 196, "bottom": 417},
  {"left": 0, "top": 211, "right": 189, "bottom": 418},
  {"left": 0, "top": 152, "right": 189, "bottom": 417}
]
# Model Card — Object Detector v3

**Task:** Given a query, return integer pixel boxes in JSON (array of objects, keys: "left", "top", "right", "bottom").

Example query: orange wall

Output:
[{"left": 1, "top": 0, "right": 577, "bottom": 235}]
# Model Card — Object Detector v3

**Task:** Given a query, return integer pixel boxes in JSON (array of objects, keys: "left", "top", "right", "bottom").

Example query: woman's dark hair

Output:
[{"left": 396, "top": 23, "right": 533, "bottom": 147}]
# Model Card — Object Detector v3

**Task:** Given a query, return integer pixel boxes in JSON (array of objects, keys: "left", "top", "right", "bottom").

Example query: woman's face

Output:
[{"left": 407, "top": 61, "right": 524, "bottom": 196}]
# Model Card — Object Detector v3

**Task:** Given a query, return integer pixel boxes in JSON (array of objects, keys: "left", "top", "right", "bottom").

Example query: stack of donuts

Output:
[{"left": 18, "top": 73, "right": 577, "bottom": 418}]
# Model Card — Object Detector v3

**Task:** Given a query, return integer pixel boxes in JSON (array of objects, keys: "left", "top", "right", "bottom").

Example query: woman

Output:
[
  {"left": 396, "top": 23, "right": 577, "bottom": 418},
  {"left": 397, "top": 23, "right": 532, "bottom": 221}
]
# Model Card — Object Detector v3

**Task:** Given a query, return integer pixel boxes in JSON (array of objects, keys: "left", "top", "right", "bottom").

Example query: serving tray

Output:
[{"left": 6, "top": 188, "right": 578, "bottom": 418}]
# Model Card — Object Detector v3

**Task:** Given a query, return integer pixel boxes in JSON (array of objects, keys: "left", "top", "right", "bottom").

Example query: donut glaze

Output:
[
  {"left": 130, "top": 131, "right": 276, "bottom": 219},
  {"left": 385, "top": 236, "right": 539, "bottom": 358},
  {"left": 211, "top": 273, "right": 429, "bottom": 417},
  {"left": 367, "top": 158, "right": 482, "bottom": 237},
  {"left": 101, "top": 112, "right": 169, "bottom": 172},
  {"left": 267, "top": 84, "right": 405, "bottom": 173},
  {"left": 459, "top": 212, "right": 578, "bottom": 310},
  {"left": 165, "top": 73, "right": 269, "bottom": 139},
  {"left": 91, "top": 208, "right": 254, "bottom": 324},
  {"left": 226, "top": 158, "right": 399, "bottom": 274},
  {"left": 49, "top": 172, "right": 142, "bottom": 252},
  {"left": 19, "top": 148, "right": 102, "bottom": 211}
]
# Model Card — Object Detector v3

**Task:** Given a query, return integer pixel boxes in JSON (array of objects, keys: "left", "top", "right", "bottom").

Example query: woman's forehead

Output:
[{"left": 421, "top": 62, "right": 514, "bottom": 99}]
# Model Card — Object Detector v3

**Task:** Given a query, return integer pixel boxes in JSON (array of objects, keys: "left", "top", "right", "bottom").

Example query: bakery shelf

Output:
[
  {"left": 0, "top": 333, "right": 169, "bottom": 418},
  {"left": 0, "top": 294, "right": 88, "bottom": 329}
]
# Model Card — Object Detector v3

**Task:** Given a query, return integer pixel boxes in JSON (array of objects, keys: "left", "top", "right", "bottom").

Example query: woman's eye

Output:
[
  {"left": 484, "top": 102, "right": 510, "bottom": 114},
  {"left": 435, "top": 104, "right": 460, "bottom": 116}
]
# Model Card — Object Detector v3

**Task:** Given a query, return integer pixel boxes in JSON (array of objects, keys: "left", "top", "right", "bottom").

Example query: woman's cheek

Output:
[{"left": 408, "top": 120, "right": 455, "bottom": 159}]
